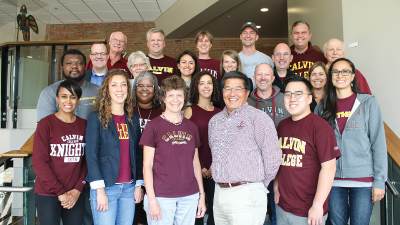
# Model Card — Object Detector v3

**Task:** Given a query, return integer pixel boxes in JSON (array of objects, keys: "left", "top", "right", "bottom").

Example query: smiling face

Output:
[
  {"left": 284, "top": 81, "right": 312, "bottom": 121},
  {"left": 56, "top": 87, "right": 78, "bottom": 114},
  {"left": 109, "top": 32, "right": 126, "bottom": 55},
  {"left": 177, "top": 54, "right": 195, "bottom": 77},
  {"left": 90, "top": 43, "right": 108, "bottom": 70},
  {"left": 325, "top": 39, "right": 345, "bottom": 64},
  {"left": 254, "top": 64, "right": 275, "bottom": 92},
  {"left": 291, "top": 23, "right": 312, "bottom": 50},
  {"left": 147, "top": 32, "right": 165, "bottom": 56},
  {"left": 222, "top": 54, "right": 238, "bottom": 73},
  {"left": 309, "top": 66, "right": 327, "bottom": 89},
  {"left": 272, "top": 43, "right": 293, "bottom": 71},
  {"left": 163, "top": 89, "right": 185, "bottom": 114},
  {"left": 136, "top": 77, "right": 154, "bottom": 105},
  {"left": 240, "top": 27, "right": 259, "bottom": 47},
  {"left": 198, "top": 74, "right": 213, "bottom": 99},
  {"left": 62, "top": 54, "right": 85, "bottom": 82},
  {"left": 109, "top": 74, "right": 128, "bottom": 106},
  {"left": 196, "top": 35, "right": 212, "bottom": 55},
  {"left": 223, "top": 78, "right": 249, "bottom": 113},
  {"left": 129, "top": 57, "right": 148, "bottom": 78},
  {"left": 331, "top": 60, "right": 355, "bottom": 91}
]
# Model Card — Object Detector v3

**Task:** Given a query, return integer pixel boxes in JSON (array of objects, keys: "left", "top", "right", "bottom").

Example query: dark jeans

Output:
[
  {"left": 328, "top": 187, "right": 373, "bottom": 225},
  {"left": 195, "top": 177, "right": 215, "bottom": 225},
  {"left": 36, "top": 193, "right": 84, "bottom": 225},
  {"left": 134, "top": 201, "right": 147, "bottom": 225},
  {"left": 82, "top": 184, "right": 94, "bottom": 225}
]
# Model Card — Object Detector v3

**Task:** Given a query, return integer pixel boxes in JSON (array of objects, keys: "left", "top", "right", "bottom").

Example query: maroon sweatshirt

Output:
[
  {"left": 290, "top": 42, "right": 326, "bottom": 79},
  {"left": 33, "top": 114, "right": 87, "bottom": 196}
]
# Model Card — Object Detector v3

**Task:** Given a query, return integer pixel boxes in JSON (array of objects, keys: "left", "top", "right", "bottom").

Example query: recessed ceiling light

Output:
[
  {"left": 260, "top": 8, "right": 269, "bottom": 12},
  {"left": 256, "top": 25, "right": 261, "bottom": 29}
]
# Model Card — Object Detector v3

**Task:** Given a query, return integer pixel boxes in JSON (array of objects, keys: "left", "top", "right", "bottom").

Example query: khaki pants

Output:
[{"left": 213, "top": 182, "right": 268, "bottom": 225}]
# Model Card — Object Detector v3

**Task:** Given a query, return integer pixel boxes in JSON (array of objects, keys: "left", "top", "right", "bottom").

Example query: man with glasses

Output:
[
  {"left": 239, "top": 22, "right": 273, "bottom": 87},
  {"left": 274, "top": 76, "right": 339, "bottom": 225},
  {"left": 289, "top": 21, "right": 326, "bottom": 78},
  {"left": 85, "top": 43, "right": 109, "bottom": 86},
  {"left": 86, "top": 31, "right": 131, "bottom": 76},
  {"left": 209, "top": 71, "right": 281, "bottom": 225},
  {"left": 272, "top": 43, "right": 296, "bottom": 92}
]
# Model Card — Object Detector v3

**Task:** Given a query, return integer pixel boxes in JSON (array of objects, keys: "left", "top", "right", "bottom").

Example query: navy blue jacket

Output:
[{"left": 85, "top": 111, "right": 142, "bottom": 187}]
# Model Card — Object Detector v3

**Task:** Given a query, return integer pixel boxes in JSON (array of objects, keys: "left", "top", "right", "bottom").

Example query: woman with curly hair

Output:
[{"left": 85, "top": 69, "right": 143, "bottom": 225}]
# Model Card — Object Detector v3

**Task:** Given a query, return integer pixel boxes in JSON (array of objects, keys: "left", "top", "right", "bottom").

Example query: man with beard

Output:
[{"left": 37, "top": 49, "right": 99, "bottom": 121}]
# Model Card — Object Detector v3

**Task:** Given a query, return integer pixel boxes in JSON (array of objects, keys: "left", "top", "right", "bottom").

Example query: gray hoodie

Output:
[{"left": 247, "top": 85, "right": 289, "bottom": 127}]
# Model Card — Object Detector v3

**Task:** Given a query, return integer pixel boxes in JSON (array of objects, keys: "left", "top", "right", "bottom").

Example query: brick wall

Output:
[{"left": 46, "top": 22, "right": 287, "bottom": 59}]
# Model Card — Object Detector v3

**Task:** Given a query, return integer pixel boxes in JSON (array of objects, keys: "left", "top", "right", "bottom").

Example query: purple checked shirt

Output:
[{"left": 208, "top": 103, "right": 281, "bottom": 187}]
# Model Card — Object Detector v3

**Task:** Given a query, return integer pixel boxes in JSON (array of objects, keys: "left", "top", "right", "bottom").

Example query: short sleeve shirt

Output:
[
  {"left": 140, "top": 116, "right": 200, "bottom": 197},
  {"left": 276, "top": 113, "right": 340, "bottom": 217}
]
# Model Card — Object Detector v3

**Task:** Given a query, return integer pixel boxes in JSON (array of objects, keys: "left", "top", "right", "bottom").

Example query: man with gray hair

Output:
[
  {"left": 323, "top": 38, "right": 371, "bottom": 94},
  {"left": 146, "top": 28, "right": 176, "bottom": 83}
]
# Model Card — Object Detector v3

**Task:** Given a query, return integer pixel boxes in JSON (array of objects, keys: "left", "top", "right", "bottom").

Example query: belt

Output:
[{"left": 217, "top": 182, "right": 251, "bottom": 188}]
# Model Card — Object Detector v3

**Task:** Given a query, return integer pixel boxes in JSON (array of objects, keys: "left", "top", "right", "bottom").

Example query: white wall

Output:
[{"left": 342, "top": 0, "right": 400, "bottom": 136}]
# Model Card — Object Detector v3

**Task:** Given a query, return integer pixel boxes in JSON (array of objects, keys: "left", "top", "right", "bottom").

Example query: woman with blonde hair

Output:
[{"left": 86, "top": 69, "right": 143, "bottom": 225}]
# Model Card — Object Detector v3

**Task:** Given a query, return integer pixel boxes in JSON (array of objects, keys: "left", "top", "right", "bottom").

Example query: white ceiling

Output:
[{"left": 0, "top": 0, "right": 176, "bottom": 26}]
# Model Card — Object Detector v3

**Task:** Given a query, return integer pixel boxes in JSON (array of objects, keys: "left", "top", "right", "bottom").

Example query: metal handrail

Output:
[
  {"left": 386, "top": 180, "right": 399, "bottom": 197},
  {"left": 0, "top": 186, "right": 32, "bottom": 193}
]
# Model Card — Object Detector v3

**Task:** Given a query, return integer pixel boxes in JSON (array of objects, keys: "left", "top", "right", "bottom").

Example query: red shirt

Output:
[
  {"left": 33, "top": 114, "right": 87, "bottom": 196},
  {"left": 113, "top": 114, "right": 132, "bottom": 183},
  {"left": 277, "top": 113, "right": 340, "bottom": 217},
  {"left": 148, "top": 55, "right": 177, "bottom": 84},
  {"left": 198, "top": 58, "right": 221, "bottom": 80},
  {"left": 355, "top": 69, "right": 371, "bottom": 94},
  {"left": 290, "top": 42, "right": 326, "bottom": 79},
  {"left": 189, "top": 105, "right": 221, "bottom": 169},
  {"left": 140, "top": 116, "right": 200, "bottom": 197}
]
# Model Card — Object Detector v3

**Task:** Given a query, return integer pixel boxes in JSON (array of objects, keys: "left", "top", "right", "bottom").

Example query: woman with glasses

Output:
[
  {"left": 141, "top": 75, "right": 206, "bottom": 225},
  {"left": 308, "top": 61, "right": 328, "bottom": 104},
  {"left": 127, "top": 51, "right": 152, "bottom": 80},
  {"left": 318, "top": 58, "right": 387, "bottom": 225},
  {"left": 176, "top": 50, "right": 200, "bottom": 88},
  {"left": 85, "top": 69, "right": 143, "bottom": 225},
  {"left": 184, "top": 71, "right": 221, "bottom": 225},
  {"left": 33, "top": 80, "right": 86, "bottom": 225}
]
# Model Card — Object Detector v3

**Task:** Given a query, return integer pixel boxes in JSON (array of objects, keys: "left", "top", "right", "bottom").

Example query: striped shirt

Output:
[{"left": 208, "top": 103, "right": 281, "bottom": 187}]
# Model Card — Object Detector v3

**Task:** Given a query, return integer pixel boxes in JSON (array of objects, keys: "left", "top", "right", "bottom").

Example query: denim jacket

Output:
[
  {"left": 317, "top": 94, "right": 387, "bottom": 189},
  {"left": 85, "top": 111, "right": 143, "bottom": 188}
]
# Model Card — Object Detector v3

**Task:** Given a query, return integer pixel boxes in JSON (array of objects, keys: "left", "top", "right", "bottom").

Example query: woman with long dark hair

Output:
[
  {"left": 176, "top": 50, "right": 200, "bottom": 88},
  {"left": 85, "top": 69, "right": 143, "bottom": 225},
  {"left": 184, "top": 71, "right": 221, "bottom": 225},
  {"left": 318, "top": 58, "right": 387, "bottom": 225}
]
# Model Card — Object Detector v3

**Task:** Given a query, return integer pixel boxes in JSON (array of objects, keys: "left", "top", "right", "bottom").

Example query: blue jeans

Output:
[
  {"left": 328, "top": 187, "right": 373, "bottom": 225},
  {"left": 144, "top": 193, "right": 199, "bottom": 225},
  {"left": 90, "top": 183, "right": 135, "bottom": 225}
]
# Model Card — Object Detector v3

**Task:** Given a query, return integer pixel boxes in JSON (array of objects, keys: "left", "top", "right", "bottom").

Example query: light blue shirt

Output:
[{"left": 239, "top": 50, "right": 273, "bottom": 79}]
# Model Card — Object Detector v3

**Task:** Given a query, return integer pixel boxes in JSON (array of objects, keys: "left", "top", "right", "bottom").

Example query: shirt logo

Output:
[
  {"left": 336, "top": 111, "right": 352, "bottom": 118},
  {"left": 117, "top": 123, "right": 129, "bottom": 140},
  {"left": 162, "top": 131, "right": 192, "bottom": 145},
  {"left": 50, "top": 134, "right": 85, "bottom": 163},
  {"left": 279, "top": 136, "right": 307, "bottom": 168},
  {"left": 151, "top": 66, "right": 174, "bottom": 75}
]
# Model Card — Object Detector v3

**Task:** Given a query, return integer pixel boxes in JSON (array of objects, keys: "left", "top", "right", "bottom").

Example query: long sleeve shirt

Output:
[{"left": 208, "top": 103, "right": 281, "bottom": 187}]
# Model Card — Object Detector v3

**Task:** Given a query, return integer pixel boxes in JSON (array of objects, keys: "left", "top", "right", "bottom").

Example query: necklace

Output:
[
  {"left": 161, "top": 112, "right": 183, "bottom": 126},
  {"left": 137, "top": 106, "right": 152, "bottom": 128}
]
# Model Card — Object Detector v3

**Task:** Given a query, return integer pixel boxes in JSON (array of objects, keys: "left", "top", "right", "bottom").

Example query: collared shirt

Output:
[
  {"left": 90, "top": 71, "right": 106, "bottom": 86},
  {"left": 208, "top": 103, "right": 281, "bottom": 187}
]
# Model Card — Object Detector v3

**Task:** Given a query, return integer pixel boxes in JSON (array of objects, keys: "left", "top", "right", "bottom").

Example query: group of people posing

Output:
[{"left": 32, "top": 20, "right": 387, "bottom": 225}]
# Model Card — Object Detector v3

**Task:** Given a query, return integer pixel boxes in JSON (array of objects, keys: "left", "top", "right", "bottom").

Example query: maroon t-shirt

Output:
[
  {"left": 189, "top": 105, "right": 221, "bottom": 169},
  {"left": 290, "top": 42, "right": 326, "bottom": 79},
  {"left": 140, "top": 116, "right": 200, "bottom": 197},
  {"left": 86, "top": 57, "right": 131, "bottom": 78},
  {"left": 336, "top": 93, "right": 356, "bottom": 134},
  {"left": 113, "top": 114, "right": 132, "bottom": 183},
  {"left": 198, "top": 58, "right": 221, "bottom": 81},
  {"left": 134, "top": 106, "right": 163, "bottom": 133},
  {"left": 148, "top": 55, "right": 177, "bottom": 84},
  {"left": 33, "top": 114, "right": 87, "bottom": 196},
  {"left": 277, "top": 113, "right": 340, "bottom": 217},
  {"left": 355, "top": 69, "right": 372, "bottom": 94}
]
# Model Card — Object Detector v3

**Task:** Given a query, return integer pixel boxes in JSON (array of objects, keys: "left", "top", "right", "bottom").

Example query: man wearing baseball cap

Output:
[{"left": 239, "top": 21, "right": 273, "bottom": 88}]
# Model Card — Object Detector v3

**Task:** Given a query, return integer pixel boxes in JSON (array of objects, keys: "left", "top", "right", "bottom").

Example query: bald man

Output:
[
  {"left": 272, "top": 43, "right": 296, "bottom": 91},
  {"left": 86, "top": 31, "right": 131, "bottom": 77},
  {"left": 323, "top": 38, "right": 371, "bottom": 94}
]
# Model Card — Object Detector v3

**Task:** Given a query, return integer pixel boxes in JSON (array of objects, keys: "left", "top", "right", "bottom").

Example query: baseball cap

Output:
[{"left": 240, "top": 21, "right": 259, "bottom": 34}]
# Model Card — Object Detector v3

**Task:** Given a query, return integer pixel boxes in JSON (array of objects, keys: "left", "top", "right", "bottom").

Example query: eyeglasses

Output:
[
  {"left": 131, "top": 63, "right": 147, "bottom": 68},
  {"left": 90, "top": 52, "right": 107, "bottom": 57},
  {"left": 223, "top": 87, "right": 246, "bottom": 93},
  {"left": 283, "top": 91, "right": 311, "bottom": 99},
  {"left": 332, "top": 69, "right": 353, "bottom": 77},
  {"left": 136, "top": 84, "right": 154, "bottom": 89},
  {"left": 110, "top": 38, "right": 125, "bottom": 44}
]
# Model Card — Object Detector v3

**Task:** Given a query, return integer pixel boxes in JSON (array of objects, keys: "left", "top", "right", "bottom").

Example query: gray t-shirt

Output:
[
  {"left": 36, "top": 80, "right": 99, "bottom": 121},
  {"left": 239, "top": 50, "right": 273, "bottom": 79}
]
